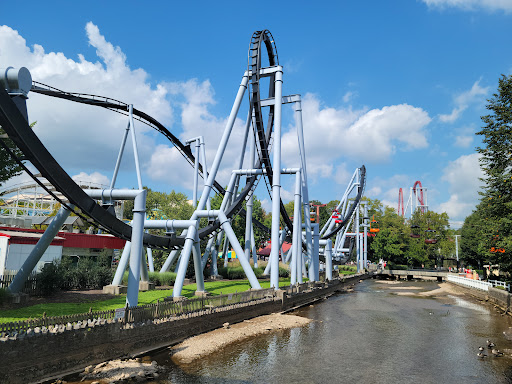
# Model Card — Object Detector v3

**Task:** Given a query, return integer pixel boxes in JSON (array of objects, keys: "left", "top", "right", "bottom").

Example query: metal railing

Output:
[
  {"left": 447, "top": 274, "right": 492, "bottom": 291},
  {"left": 488, "top": 279, "right": 511, "bottom": 292}
]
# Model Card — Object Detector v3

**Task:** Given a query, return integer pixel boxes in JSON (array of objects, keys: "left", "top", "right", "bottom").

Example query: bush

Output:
[
  {"left": 278, "top": 266, "right": 290, "bottom": 278},
  {"left": 89, "top": 266, "right": 113, "bottom": 289},
  {"left": 148, "top": 272, "right": 176, "bottom": 286},
  {"left": 0, "top": 288, "right": 11, "bottom": 305},
  {"left": 387, "top": 263, "right": 408, "bottom": 270},
  {"left": 38, "top": 262, "right": 62, "bottom": 295},
  {"left": 253, "top": 267, "right": 264, "bottom": 278},
  {"left": 55, "top": 256, "right": 113, "bottom": 290},
  {"left": 62, "top": 267, "right": 88, "bottom": 290},
  {"left": 339, "top": 265, "right": 357, "bottom": 272},
  {"left": 217, "top": 266, "right": 265, "bottom": 280}
]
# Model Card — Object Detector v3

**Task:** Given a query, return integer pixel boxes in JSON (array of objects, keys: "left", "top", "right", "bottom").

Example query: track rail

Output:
[
  {"left": 0, "top": 30, "right": 317, "bottom": 250},
  {"left": 320, "top": 165, "right": 366, "bottom": 240}
]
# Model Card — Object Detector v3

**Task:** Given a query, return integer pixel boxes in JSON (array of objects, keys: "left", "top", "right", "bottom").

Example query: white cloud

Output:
[
  {"left": 342, "top": 91, "right": 354, "bottom": 103},
  {"left": 334, "top": 163, "right": 351, "bottom": 185},
  {"left": 149, "top": 78, "right": 247, "bottom": 188},
  {"left": 366, "top": 186, "right": 382, "bottom": 197},
  {"left": 439, "top": 106, "right": 465, "bottom": 123},
  {"left": 0, "top": 23, "right": 173, "bottom": 184},
  {"left": 72, "top": 172, "right": 110, "bottom": 187},
  {"left": 454, "top": 134, "right": 473, "bottom": 147},
  {"left": 438, "top": 153, "right": 484, "bottom": 220},
  {"left": 422, "top": 0, "right": 512, "bottom": 12},
  {"left": 146, "top": 145, "right": 194, "bottom": 190},
  {"left": 282, "top": 94, "right": 431, "bottom": 179},
  {"left": 439, "top": 80, "right": 489, "bottom": 123}
]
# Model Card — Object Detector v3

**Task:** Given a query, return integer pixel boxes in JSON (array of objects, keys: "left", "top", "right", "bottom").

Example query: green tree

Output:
[
  {"left": 475, "top": 74, "right": 512, "bottom": 273},
  {"left": 460, "top": 207, "right": 488, "bottom": 268},
  {"left": 370, "top": 206, "right": 408, "bottom": 265}
]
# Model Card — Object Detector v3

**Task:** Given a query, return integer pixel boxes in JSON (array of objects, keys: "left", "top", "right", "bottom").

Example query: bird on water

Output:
[{"left": 487, "top": 340, "right": 496, "bottom": 349}]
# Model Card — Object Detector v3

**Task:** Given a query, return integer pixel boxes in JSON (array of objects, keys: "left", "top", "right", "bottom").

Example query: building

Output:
[{"left": 0, "top": 226, "right": 126, "bottom": 275}]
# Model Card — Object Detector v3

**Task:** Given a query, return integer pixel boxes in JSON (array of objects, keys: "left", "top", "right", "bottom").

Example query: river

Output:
[{"left": 149, "top": 279, "right": 512, "bottom": 383}]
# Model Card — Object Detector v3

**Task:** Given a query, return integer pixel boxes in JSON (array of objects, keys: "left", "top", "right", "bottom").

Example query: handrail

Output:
[{"left": 447, "top": 274, "right": 492, "bottom": 291}]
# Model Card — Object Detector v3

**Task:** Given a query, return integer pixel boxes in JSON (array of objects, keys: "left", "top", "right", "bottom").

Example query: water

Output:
[{"left": 149, "top": 279, "right": 512, "bottom": 383}]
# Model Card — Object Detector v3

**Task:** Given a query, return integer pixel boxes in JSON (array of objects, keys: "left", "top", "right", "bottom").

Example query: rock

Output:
[
  {"left": 223, "top": 322, "right": 230, "bottom": 329},
  {"left": 84, "top": 365, "right": 93, "bottom": 373}
]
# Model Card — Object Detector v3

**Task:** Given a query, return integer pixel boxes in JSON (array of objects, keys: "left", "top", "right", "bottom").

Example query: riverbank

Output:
[{"left": 171, "top": 313, "right": 312, "bottom": 364}]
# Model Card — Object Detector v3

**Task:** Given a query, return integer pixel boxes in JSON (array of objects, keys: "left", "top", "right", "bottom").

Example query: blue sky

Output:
[{"left": 2, "top": 0, "right": 512, "bottom": 227}]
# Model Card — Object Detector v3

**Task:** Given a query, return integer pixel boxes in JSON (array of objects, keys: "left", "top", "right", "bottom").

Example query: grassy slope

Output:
[{"left": 0, "top": 279, "right": 293, "bottom": 323}]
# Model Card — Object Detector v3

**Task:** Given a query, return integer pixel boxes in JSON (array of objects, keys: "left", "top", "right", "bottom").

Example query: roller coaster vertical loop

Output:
[{"left": 412, "top": 180, "right": 425, "bottom": 213}]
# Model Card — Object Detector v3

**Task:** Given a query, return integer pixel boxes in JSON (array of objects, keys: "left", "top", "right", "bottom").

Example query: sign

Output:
[{"left": 114, "top": 307, "right": 125, "bottom": 320}]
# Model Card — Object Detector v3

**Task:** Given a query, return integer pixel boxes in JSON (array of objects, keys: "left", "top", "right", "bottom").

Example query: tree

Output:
[
  {"left": 460, "top": 207, "right": 488, "bottom": 268},
  {"left": 370, "top": 206, "right": 408, "bottom": 265},
  {"left": 475, "top": 74, "right": 512, "bottom": 273}
]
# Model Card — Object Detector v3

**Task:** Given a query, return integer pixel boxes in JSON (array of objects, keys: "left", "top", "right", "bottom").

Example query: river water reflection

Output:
[{"left": 152, "top": 279, "right": 512, "bottom": 383}]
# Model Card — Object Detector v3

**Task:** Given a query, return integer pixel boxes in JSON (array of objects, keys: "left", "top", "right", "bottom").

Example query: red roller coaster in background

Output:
[
  {"left": 397, "top": 181, "right": 427, "bottom": 217},
  {"left": 398, "top": 188, "right": 404, "bottom": 217}
]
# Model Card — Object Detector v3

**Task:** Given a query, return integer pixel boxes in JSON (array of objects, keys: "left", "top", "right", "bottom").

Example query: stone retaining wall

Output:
[
  {"left": 0, "top": 274, "right": 364, "bottom": 384},
  {"left": 487, "top": 287, "right": 511, "bottom": 312},
  {"left": 445, "top": 281, "right": 512, "bottom": 312}
]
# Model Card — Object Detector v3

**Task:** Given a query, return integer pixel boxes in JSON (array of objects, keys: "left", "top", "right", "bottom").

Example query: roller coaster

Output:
[
  {"left": 0, "top": 30, "right": 367, "bottom": 306},
  {"left": 398, "top": 181, "right": 428, "bottom": 218}
]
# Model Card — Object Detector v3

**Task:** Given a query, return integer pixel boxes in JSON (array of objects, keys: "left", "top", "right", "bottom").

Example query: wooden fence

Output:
[
  {"left": 0, "top": 288, "right": 277, "bottom": 335},
  {"left": 0, "top": 271, "right": 41, "bottom": 295}
]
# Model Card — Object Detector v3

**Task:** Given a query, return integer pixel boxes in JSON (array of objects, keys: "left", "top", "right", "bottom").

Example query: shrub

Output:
[
  {"left": 253, "top": 267, "right": 264, "bottom": 278},
  {"left": 38, "top": 262, "right": 62, "bottom": 295},
  {"left": 148, "top": 272, "right": 176, "bottom": 286},
  {"left": 339, "top": 265, "right": 357, "bottom": 272},
  {"left": 217, "top": 266, "right": 266, "bottom": 280},
  {"left": 387, "top": 263, "right": 408, "bottom": 270},
  {"left": 88, "top": 266, "right": 113, "bottom": 289},
  {"left": 0, "top": 288, "right": 11, "bottom": 305},
  {"left": 62, "top": 267, "right": 88, "bottom": 290},
  {"left": 56, "top": 256, "right": 113, "bottom": 290},
  {"left": 278, "top": 266, "right": 290, "bottom": 278}
]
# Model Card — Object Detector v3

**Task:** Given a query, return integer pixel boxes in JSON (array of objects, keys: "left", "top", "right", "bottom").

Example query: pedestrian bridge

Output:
[{"left": 376, "top": 269, "right": 447, "bottom": 282}]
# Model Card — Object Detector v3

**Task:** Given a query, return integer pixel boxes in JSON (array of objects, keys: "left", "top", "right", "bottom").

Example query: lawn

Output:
[{"left": 0, "top": 279, "right": 293, "bottom": 323}]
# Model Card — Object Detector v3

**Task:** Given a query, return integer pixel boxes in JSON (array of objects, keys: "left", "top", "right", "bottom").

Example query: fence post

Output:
[{"left": 124, "top": 303, "right": 129, "bottom": 324}]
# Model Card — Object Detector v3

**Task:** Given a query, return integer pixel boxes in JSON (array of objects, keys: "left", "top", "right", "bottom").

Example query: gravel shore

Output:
[{"left": 170, "top": 313, "right": 312, "bottom": 364}]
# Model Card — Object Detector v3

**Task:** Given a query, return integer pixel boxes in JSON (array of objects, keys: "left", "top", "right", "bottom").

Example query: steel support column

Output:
[
  {"left": 8, "top": 205, "right": 72, "bottom": 293},
  {"left": 269, "top": 67, "right": 283, "bottom": 289}
]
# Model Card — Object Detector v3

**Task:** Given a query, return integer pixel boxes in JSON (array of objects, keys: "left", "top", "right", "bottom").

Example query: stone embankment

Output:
[{"left": 0, "top": 273, "right": 366, "bottom": 384}]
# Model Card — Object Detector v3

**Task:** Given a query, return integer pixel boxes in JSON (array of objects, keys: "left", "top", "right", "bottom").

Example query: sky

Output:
[{"left": 1, "top": 0, "right": 512, "bottom": 228}]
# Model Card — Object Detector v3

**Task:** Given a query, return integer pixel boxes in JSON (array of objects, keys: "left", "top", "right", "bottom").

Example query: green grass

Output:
[{"left": 0, "top": 279, "right": 293, "bottom": 323}]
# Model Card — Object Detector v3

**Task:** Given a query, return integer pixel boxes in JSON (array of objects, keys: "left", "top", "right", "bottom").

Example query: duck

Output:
[
  {"left": 479, "top": 346, "right": 485, "bottom": 352},
  {"left": 477, "top": 352, "right": 487, "bottom": 358},
  {"left": 487, "top": 340, "right": 496, "bottom": 349},
  {"left": 491, "top": 348, "right": 504, "bottom": 357}
]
